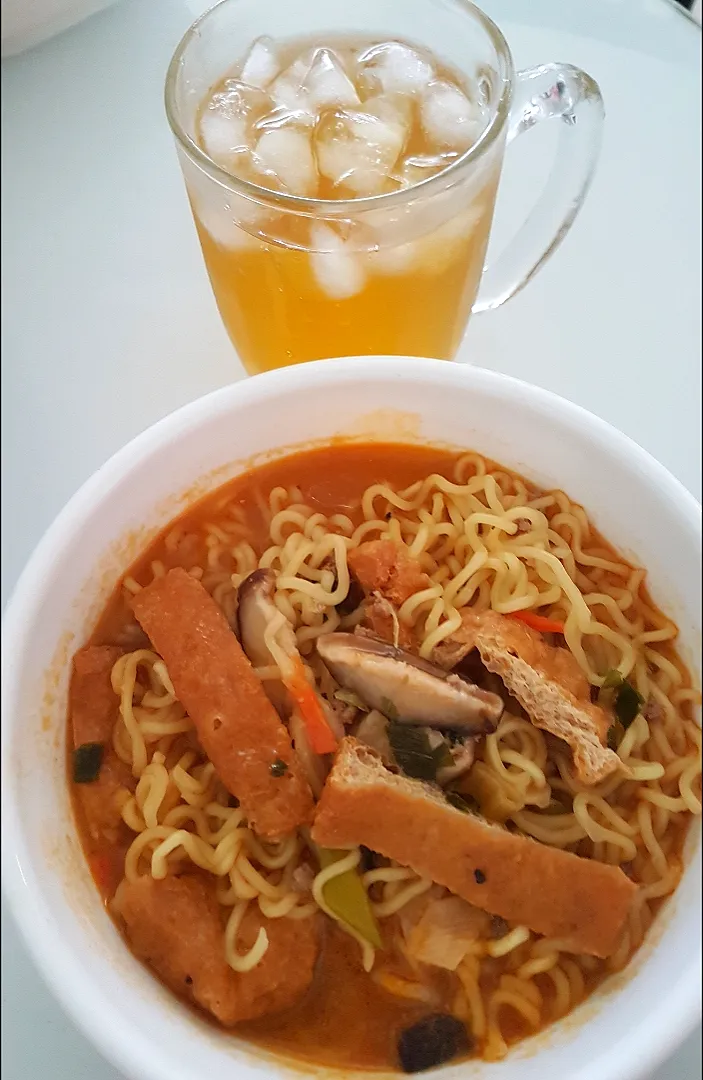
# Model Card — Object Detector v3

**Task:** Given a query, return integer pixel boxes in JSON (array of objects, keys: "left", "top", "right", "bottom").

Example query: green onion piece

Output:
[
  {"left": 446, "top": 791, "right": 478, "bottom": 814},
  {"left": 598, "top": 671, "right": 643, "bottom": 728},
  {"left": 433, "top": 742, "right": 454, "bottom": 770},
  {"left": 388, "top": 721, "right": 440, "bottom": 782},
  {"left": 607, "top": 719, "right": 625, "bottom": 751},
  {"left": 316, "top": 847, "right": 383, "bottom": 949},
  {"left": 73, "top": 743, "right": 104, "bottom": 784},
  {"left": 380, "top": 696, "right": 399, "bottom": 722},
  {"left": 333, "top": 689, "right": 369, "bottom": 712},
  {"left": 615, "top": 681, "right": 644, "bottom": 728},
  {"left": 602, "top": 669, "right": 624, "bottom": 690}
]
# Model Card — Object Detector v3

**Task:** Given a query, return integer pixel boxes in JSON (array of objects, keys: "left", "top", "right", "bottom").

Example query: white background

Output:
[{"left": 1, "top": 0, "right": 701, "bottom": 1077}]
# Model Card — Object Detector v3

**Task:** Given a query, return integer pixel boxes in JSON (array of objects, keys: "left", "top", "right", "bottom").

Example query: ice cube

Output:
[
  {"left": 413, "top": 203, "right": 487, "bottom": 274},
  {"left": 301, "top": 47, "right": 360, "bottom": 111},
  {"left": 195, "top": 200, "right": 264, "bottom": 250},
  {"left": 210, "top": 79, "right": 273, "bottom": 122},
  {"left": 356, "top": 41, "right": 434, "bottom": 95},
  {"left": 189, "top": 182, "right": 267, "bottom": 251},
  {"left": 254, "top": 128, "right": 317, "bottom": 196},
  {"left": 368, "top": 239, "right": 419, "bottom": 275},
  {"left": 200, "top": 80, "right": 273, "bottom": 165},
  {"left": 199, "top": 110, "right": 249, "bottom": 161},
  {"left": 368, "top": 92, "right": 413, "bottom": 131},
  {"left": 315, "top": 101, "right": 409, "bottom": 196},
  {"left": 239, "top": 36, "right": 280, "bottom": 90},
  {"left": 255, "top": 106, "right": 310, "bottom": 133},
  {"left": 420, "top": 79, "right": 484, "bottom": 150},
  {"left": 393, "top": 151, "right": 459, "bottom": 188},
  {"left": 310, "top": 223, "right": 366, "bottom": 300},
  {"left": 181, "top": 145, "right": 269, "bottom": 249},
  {"left": 269, "top": 52, "right": 317, "bottom": 125}
]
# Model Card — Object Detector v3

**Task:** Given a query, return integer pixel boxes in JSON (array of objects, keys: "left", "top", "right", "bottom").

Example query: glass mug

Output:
[{"left": 165, "top": 0, "right": 603, "bottom": 375}]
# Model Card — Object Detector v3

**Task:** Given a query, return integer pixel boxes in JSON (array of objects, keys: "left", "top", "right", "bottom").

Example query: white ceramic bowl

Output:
[{"left": 2, "top": 357, "right": 701, "bottom": 1080}]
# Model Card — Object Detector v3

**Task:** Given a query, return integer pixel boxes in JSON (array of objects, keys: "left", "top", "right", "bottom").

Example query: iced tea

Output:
[{"left": 183, "top": 35, "right": 502, "bottom": 373}]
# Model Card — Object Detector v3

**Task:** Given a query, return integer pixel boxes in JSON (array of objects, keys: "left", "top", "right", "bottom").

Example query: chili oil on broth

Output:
[{"left": 69, "top": 441, "right": 701, "bottom": 1071}]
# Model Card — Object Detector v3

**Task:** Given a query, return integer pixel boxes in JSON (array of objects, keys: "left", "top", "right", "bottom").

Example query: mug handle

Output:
[{"left": 473, "top": 63, "right": 604, "bottom": 313}]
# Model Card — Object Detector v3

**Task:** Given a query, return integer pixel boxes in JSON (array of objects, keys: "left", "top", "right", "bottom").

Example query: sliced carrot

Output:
[
  {"left": 285, "top": 658, "right": 338, "bottom": 756},
  {"left": 508, "top": 610, "right": 565, "bottom": 635}
]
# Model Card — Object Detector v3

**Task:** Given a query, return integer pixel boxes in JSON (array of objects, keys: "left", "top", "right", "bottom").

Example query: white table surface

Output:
[{"left": 1, "top": 0, "right": 701, "bottom": 1077}]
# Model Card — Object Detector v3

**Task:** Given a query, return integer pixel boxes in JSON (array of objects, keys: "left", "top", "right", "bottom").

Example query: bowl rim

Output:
[{"left": 2, "top": 356, "right": 701, "bottom": 1080}]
